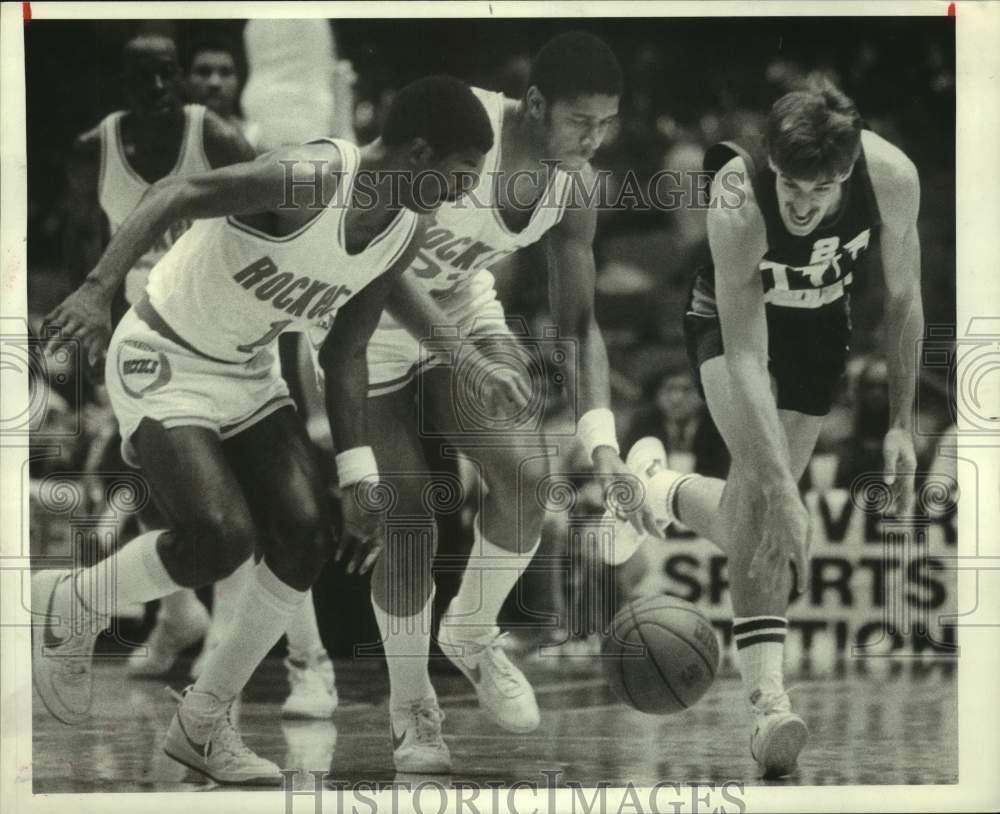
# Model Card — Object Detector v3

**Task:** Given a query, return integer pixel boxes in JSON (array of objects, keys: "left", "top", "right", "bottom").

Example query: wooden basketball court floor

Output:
[{"left": 31, "top": 653, "right": 957, "bottom": 793}]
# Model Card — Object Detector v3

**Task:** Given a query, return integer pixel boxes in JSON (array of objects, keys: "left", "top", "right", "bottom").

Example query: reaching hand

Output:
[
  {"left": 41, "top": 279, "right": 112, "bottom": 369},
  {"left": 748, "top": 486, "right": 811, "bottom": 595},
  {"left": 336, "top": 479, "right": 386, "bottom": 575},
  {"left": 592, "top": 447, "right": 664, "bottom": 540},
  {"left": 883, "top": 427, "right": 917, "bottom": 516}
]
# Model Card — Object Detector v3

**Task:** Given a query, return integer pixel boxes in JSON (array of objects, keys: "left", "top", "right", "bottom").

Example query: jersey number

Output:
[{"left": 237, "top": 319, "right": 292, "bottom": 354}]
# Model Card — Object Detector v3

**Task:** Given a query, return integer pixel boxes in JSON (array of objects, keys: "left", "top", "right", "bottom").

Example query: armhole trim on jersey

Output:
[
  {"left": 97, "top": 116, "right": 110, "bottom": 205},
  {"left": 855, "top": 141, "right": 884, "bottom": 228},
  {"left": 188, "top": 104, "right": 211, "bottom": 171},
  {"left": 227, "top": 140, "right": 345, "bottom": 243},
  {"left": 379, "top": 212, "right": 420, "bottom": 272}
]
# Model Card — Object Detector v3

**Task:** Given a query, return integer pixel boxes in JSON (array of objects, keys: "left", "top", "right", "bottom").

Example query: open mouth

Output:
[{"left": 788, "top": 208, "right": 817, "bottom": 228}]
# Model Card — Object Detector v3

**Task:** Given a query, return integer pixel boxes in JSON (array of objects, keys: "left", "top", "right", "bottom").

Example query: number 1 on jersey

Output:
[{"left": 237, "top": 319, "right": 292, "bottom": 353}]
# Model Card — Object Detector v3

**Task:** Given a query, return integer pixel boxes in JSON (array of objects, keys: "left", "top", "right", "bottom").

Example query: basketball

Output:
[{"left": 602, "top": 594, "right": 720, "bottom": 715}]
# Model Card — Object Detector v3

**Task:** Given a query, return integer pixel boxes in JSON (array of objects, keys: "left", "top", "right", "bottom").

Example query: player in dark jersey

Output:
[{"left": 622, "top": 81, "right": 923, "bottom": 777}]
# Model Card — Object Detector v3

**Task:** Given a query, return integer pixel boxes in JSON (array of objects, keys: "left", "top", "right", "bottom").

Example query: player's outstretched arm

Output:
[
  {"left": 318, "top": 218, "right": 428, "bottom": 574},
  {"left": 545, "top": 176, "right": 661, "bottom": 539},
  {"left": 868, "top": 133, "right": 924, "bottom": 515},
  {"left": 709, "top": 159, "right": 809, "bottom": 591},
  {"left": 43, "top": 141, "right": 342, "bottom": 363},
  {"left": 384, "top": 271, "right": 531, "bottom": 414}
]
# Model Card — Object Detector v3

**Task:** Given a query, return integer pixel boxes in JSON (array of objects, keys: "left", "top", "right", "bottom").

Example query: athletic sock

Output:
[
  {"left": 193, "top": 561, "right": 306, "bottom": 702},
  {"left": 732, "top": 616, "right": 787, "bottom": 705},
  {"left": 446, "top": 518, "right": 539, "bottom": 638},
  {"left": 207, "top": 557, "right": 253, "bottom": 644},
  {"left": 157, "top": 589, "right": 206, "bottom": 629},
  {"left": 285, "top": 589, "right": 327, "bottom": 663},
  {"left": 372, "top": 588, "right": 435, "bottom": 709},
  {"left": 65, "top": 530, "right": 180, "bottom": 619}
]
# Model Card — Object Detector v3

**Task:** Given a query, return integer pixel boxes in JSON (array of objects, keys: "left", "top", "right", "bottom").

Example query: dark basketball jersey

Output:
[{"left": 689, "top": 136, "right": 882, "bottom": 318}]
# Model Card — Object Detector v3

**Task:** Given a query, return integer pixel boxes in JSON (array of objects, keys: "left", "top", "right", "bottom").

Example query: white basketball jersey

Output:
[
  {"left": 98, "top": 104, "right": 212, "bottom": 305},
  {"left": 145, "top": 139, "right": 418, "bottom": 363},
  {"left": 377, "top": 87, "right": 574, "bottom": 335}
]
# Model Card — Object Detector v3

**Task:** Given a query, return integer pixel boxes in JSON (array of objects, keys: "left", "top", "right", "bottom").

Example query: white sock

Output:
[
  {"left": 285, "top": 590, "right": 326, "bottom": 663},
  {"left": 446, "top": 518, "right": 539, "bottom": 638},
  {"left": 67, "top": 530, "right": 180, "bottom": 618},
  {"left": 372, "top": 588, "right": 435, "bottom": 709},
  {"left": 193, "top": 561, "right": 306, "bottom": 702},
  {"left": 207, "top": 557, "right": 253, "bottom": 645},
  {"left": 732, "top": 616, "right": 787, "bottom": 705},
  {"left": 157, "top": 589, "right": 206, "bottom": 627}
]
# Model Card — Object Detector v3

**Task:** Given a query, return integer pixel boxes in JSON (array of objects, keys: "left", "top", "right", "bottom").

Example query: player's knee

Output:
[
  {"left": 180, "top": 508, "right": 257, "bottom": 581},
  {"left": 277, "top": 496, "right": 334, "bottom": 573}
]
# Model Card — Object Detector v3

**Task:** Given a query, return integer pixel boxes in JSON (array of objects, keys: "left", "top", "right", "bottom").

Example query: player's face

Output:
[
  {"left": 124, "top": 53, "right": 182, "bottom": 121},
  {"left": 187, "top": 51, "right": 240, "bottom": 118},
  {"left": 403, "top": 147, "right": 486, "bottom": 213},
  {"left": 543, "top": 94, "right": 619, "bottom": 169},
  {"left": 771, "top": 162, "right": 850, "bottom": 237}
]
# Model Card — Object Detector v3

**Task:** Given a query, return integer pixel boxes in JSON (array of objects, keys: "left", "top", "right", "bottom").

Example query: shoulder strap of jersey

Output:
[
  {"left": 182, "top": 103, "right": 209, "bottom": 171},
  {"left": 704, "top": 137, "right": 780, "bottom": 248},
  {"left": 851, "top": 135, "right": 883, "bottom": 228},
  {"left": 97, "top": 111, "right": 126, "bottom": 203}
]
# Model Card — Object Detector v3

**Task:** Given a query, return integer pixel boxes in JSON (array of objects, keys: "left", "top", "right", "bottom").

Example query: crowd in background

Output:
[{"left": 24, "top": 17, "right": 957, "bottom": 656}]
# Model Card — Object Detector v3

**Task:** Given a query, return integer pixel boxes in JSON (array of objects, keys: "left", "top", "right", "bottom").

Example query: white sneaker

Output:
[
  {"left": 281, "top": 653, "right": 338, "bottom": 719},
  {"left": 391, "top": 697, "right": 451, "bottom": 774},
  {"left": 31, "top": 569, "right": 105, "bottom": 725},
  {"left": 127, "top": 598, "right": 211, "bottom": 678},
  {"left": 748, "top": 691, "right": 809, "bottom": 779},
  {"left": 437, "top": 609, "right": 540, "bottom": 734},
  {"left": 163, "top": 686, "right": 283, "bottom": 785}
]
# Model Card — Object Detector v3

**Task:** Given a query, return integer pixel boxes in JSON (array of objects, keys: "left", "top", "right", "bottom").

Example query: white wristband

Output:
[
  {"left": 577, "top": 408, "right": 619, "bottom": 457},
  {"left": 336, "top": 446, "right": 379, "bottom": 487}
]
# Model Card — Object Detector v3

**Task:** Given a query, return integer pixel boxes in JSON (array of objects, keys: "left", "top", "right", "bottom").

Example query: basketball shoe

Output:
[
  {"left": 281, "top": 652, "right": 338, "bottom": 719},
  {"left": 390, "top": 696, "right": 451, "bottom": 773},
  {"left": 163, "top": 686, "right": 282, "bottom": 785},
  {"left": 127, "top": 596, "right": 211, "bottom": 678},
  {"left": 748, "top": 690, "right": 809, "bottom": 779},
  {"left": 31, "top": 569, "right": 105, "bottom": 725},
  {"left": 437, "top": 607, "right": 540, "bottom": 734}
]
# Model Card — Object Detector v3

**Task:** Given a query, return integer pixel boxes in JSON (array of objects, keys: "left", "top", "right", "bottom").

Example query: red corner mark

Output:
[
  {"left": 23, "top": 2, "right": 32, "bottom": 21},
  {"left": 947, "top": 2, "right": 955, "bottom": 16}
]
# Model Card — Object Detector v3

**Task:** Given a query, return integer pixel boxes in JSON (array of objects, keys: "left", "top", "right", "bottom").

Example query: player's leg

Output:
[
  {"left": 418, "top": 364, "right": 549, "bottom": 734},
  {"left": 366, "top": 381, "right": 450, "bottom": 772},
  {"left": 32, "top": 420, "right": 263, "bottom": 729},
  {"left": 189, "top": 558, "right": 252, "bottom": 679},
  {"left": 162, "top": 406, "right": 334, "bottom": 785}
]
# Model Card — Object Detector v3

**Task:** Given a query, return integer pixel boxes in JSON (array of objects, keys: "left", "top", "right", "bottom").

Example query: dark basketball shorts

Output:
[{"left": 683, "top": 273, "right": 851, "bottom": 417}]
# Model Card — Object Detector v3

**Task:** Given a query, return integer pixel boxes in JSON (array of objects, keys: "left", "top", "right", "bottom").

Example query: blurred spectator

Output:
[{"left": 183, "top": 31, "right": 261, "bottom": 148}]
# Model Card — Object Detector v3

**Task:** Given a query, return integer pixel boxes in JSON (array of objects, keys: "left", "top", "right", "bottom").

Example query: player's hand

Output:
[
  {"left": 749, "top": 485, "right": 811, "bottom": 595},
  {"left": 883, "top": 427, "right": 917, "bottom": 516},
  {"left": 477, "top": 362, "right": 532, "bottom": 423},
  {"left": 336, "top": 479, "right": 385, "bottom": 575},
  {"left": 592, "top": 446, "right": 664, "bottom": 540},
  {"left": 41, "top": 278, "right": 112, "bottom": 369}
]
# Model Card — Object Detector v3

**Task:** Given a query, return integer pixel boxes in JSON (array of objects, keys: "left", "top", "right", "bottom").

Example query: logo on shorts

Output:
[{"left": 118, "top": 340, "right": 172, "bottom": 398}]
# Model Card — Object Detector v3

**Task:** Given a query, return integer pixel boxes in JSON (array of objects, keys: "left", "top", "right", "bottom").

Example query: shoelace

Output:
[
  {"left": 212, "top": 707, "right": 262, "bottom": 761},
  {"left": 481, "top": 634, "right": 524, "bottom": 694},
  {"left": 410, "top": 703, "right": 446, "bottom": 746}
]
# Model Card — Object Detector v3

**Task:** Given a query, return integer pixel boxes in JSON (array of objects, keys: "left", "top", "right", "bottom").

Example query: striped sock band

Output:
[
  {"left": 733, "top": 616, "right": 787, "bottom": 703},
  {"left": 732, "top": 616, "right": 788, "bottom": 649}
]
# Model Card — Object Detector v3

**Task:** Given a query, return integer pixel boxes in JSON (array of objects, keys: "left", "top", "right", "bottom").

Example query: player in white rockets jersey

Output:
[
  {"left": 150, "top": 29, "right": 341, "bottom": 720},
  {"left": 316, "top": 33, "right": 662, "bottom": 773},
  {"left": 33, "top": 77, "right": 496, "bottom": 786}
]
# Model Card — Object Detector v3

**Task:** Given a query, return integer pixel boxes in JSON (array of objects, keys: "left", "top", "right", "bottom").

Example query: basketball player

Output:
[
  {"left": 33, "top": 76, "right": 495, "bottom": 785},
  {"left": 314, "top": 32, "right": 661, "bottom": 773},
  {"left": 618, "top": 81, "right": 923, "bottom": 777},
  {"left": 171, "top": 30, "right": 340, "bottom": 719},
  {"left": 66, "top": 32, "right": 247, "bottom": 682}
]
